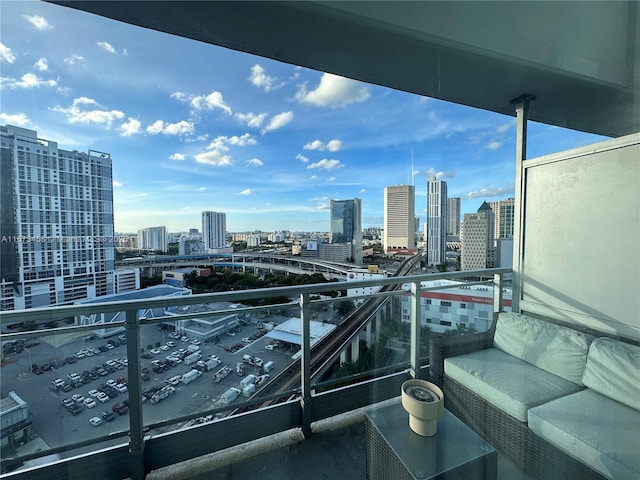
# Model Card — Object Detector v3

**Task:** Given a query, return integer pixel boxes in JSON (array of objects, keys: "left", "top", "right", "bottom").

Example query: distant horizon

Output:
[{"left": 2, "top": 2, "right": 607, "bottom": 233}]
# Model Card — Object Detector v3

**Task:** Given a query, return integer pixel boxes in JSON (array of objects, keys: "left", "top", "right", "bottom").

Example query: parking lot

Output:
[{"left": 0, "top": 317, "right": 296, "bottom": 454}]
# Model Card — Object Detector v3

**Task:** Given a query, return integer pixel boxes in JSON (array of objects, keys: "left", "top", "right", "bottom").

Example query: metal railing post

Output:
[
  {"left": 493, "top": 272, "right": 504, "bottom": 316},
  {"left": 410, "top": 280, "right": 424, "bottom": 379},
  {"left": 125, "top": 308, "right": 145, "bottom": 480},
  {"left": 300, "top": 292, "right": 312, "bottom": 437}
]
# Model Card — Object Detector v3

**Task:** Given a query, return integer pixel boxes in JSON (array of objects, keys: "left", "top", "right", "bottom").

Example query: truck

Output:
[
  {"left": 184, "top": 352, "right": 202, "bottom": 365},
  {"left": 221, "top": 387, "right": 241, "bottom": 404},
  {"left": 150, "top": 385, "right": 175, "bottom": 404},
  {"left": 201, "top": 358, "right": 220, "bottom": 372},
  {"left": 242, "top": 383, "right": 256, "bottom": 398},
  {"left": 240, "top": 374, "right": 257, "bottom": 387},
  {"left": 242, "top": 354, "right": 264, "bottom": 367},
  {"left": 263, "top": 361, "right": 275, "bottom": 373},
  {"left": 213, "top": 365, "right": 232, "bottom": 383},
  {"left": 187, "top": 344, "right": 201, "bottom": 354},
  {"left": 181, "top": 369, "right": 201, "bottom": 384}
]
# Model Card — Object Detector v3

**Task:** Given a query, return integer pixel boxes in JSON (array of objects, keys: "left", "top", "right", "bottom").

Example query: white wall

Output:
[{"left": 517, "top": 133, "right": 640, "bottom": 339}]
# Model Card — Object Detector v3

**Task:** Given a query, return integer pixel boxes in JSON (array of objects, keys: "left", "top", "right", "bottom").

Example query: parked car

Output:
[
  {"left": 102, "top": 411, "right": 116, "bottom": 422},
  {"left": 96, "top": 392, "right": 109, "bottom": 403},
  {"left": 83, "top": 398, "right": 97, "bottom": 409},
  {"left": 89, "top": 416, "right": 103, "bottom": 427},
  {"left": 67, "top": 404, "right": 83, "bottom": 416}
]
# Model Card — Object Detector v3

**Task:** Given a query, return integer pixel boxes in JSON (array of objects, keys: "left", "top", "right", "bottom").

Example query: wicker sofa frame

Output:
[{"left": 429, "top": 313, "right": 639, "bottom": 480}]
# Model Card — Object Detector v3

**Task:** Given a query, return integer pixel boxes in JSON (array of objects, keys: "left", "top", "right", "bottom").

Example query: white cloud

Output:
[
  {"left": 317, "top": 203, "right": 330, "bottom": 210},
  {"left": 238, "top": 189, "right": 254, "bottom": 195},
  {"left": 170, "top": 91, "right": 187, "bottom": 102},
  {"left": 262, "top": 111, "right": 293, "bottom": 134},
  {"left": 194, "top": 150, "right": 233, "bottom": 166},
  {"left": 64, "top": 54, "right": 84, "bottom": 66},
  {"left": 122, "top": 48, "right": 128, "bottom": 56},
  {"left": 303, "top": 140, "right": 324, "bottom": 151},
  {"left": 466, "top": 185, "right": 514, "bottom": 199},
  {"left": 0, "top": 43, "right": 16, "bottom": 63},
  {"left": 4, "top": 73, "right": 57, "bottom": 89},
  {"left": 97, "top": 41, "right": 117, "bottom": 54},
  {"left": 112, "top": 180, "right": 123, "bottom": 187},
  {"left": 137, "top": 193, "right": 148, "bottom": 197},
  {"left": 303, "top": 139, "right": 343, "bottom": 151},
  {"left": 426, "top": 168, "right": 456, "bottom": 180},
  {"left": 359, "top": 188, "right": 367, "bottom": 194},
  {"left": 23, "top": 15, "right": 52, "bottom": 31},
  {"left": 495, "top": 124, "right": 510, "bottom": 134},
  {"left": 310, "top": 175, "right": 317, "bottom": 180},
  {"left": 0, "top": 112, "right": 29, "bottom": 125},
  {"left": 190, "top": 90, "right": 232, "bottom": 114},
  {"left": 485, "top": 141, "right": 503, "bottom": 150},
  {"left": 328, "top": 177, "right": 336, "bottom": 182},
  {"left": 249, "top": 64, "right": 281, "bottom": 92},
  {"left": 296, "top": 154, "right": 309, "bottom": 163},
  {"left": 235, "top": 112, "right": 267, "bottom": 128},
  {"left": 208, "top": 133, "right": 256, "bottom": 151},
  {"left": 296, "top": 73, "right": 370, "bottom": 108},
  {"left": 307, "top": 159, "right": 344, "bottom": 170},
  {"left": 34, "top": 57, "right": 48, "bottom": 71},
  {"left": 326, "top": 139, "right": 343, "bottom": 152},
  {"left": 146, "top": 120, "right": 194, "bottom": 136},
  {"left": 197, "top": 187, "right": 207, "bottom": 191},
  {"left": 51, "top": 97, "right": 124, "bottom": 126},
  {"left": 120, "top": 118, "right": 141, "bottom": 137},
  {"left": 247, "top": 158, "right": 263, "bottom": 167},
  {"left": 169, "top": 153, "right": 186, "bottom": 161}
]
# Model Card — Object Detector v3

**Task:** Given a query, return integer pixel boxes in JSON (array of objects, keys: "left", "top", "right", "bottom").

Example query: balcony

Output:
[
  {"left": 3, "top": 2, "right": 639, "bottom": 479},
  {"left": 0, "top": 266, "right": 522, "bottom": 478}
]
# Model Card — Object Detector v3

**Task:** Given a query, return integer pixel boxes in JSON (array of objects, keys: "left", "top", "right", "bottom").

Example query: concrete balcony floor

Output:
[{"left": 147, "top": 399, "right": 535, "bottom": 480}]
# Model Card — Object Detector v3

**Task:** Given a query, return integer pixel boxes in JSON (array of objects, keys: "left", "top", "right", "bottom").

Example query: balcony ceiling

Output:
[{"left": 51, "top": 1, "right": 639, "bottom": 138}]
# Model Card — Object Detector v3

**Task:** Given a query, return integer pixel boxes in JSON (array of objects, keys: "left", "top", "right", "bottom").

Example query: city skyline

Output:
[{"left": 1, "top": 2, "right": 607, "bottom": 234}]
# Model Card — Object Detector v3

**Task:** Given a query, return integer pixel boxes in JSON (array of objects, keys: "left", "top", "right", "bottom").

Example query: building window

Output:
[
  {"left": 441, "top": 301, "right": 452, "bottom": 307},
  {"left": 460, "top": 303, "right": 467, "bottom": 308},
  {"left": 440, "top": 320, "right": 452, "bottom": 326}
]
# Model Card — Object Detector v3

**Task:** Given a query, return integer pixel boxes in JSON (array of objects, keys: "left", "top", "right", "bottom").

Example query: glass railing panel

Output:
[{"left": 0, "top": 326, "right": 130, "bottom": 471}]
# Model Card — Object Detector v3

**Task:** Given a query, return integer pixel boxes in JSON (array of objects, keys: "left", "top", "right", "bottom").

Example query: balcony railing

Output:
[{"left": 0, "top": 266, "right": 511, "bottom": 480}]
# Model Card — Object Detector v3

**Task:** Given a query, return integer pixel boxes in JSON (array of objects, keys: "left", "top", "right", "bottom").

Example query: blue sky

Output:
[{"left": 1, "top": 1, "right": 607, "bottom": 234}]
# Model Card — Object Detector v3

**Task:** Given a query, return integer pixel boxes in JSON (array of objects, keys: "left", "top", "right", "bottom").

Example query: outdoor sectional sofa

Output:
[{"left": 430, "top": 312, "right": 640, "bottom": 479}]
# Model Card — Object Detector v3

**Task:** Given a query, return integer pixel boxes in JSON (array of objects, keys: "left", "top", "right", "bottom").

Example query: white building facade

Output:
[
  {"left": 400, "top": 279, "right": 512, "bottom": 334},
  {"left": 0, "top": 125, "right": 136, "bottom": 310},
  {"left": 202, "top": 211, "right": 227, "bottom": 252},
  {"left": 137, "top": 226, "right": 167, "bottom": 252}
]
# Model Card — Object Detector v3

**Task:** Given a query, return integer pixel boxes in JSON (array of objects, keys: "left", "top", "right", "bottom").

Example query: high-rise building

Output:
[
  {"left": 202, "top": 211, "right": 226, "bottom": 251},
  {"left": 137, "top": 226, "right": 167, "bottom": 252},
  {"left": 383, "top": 185, "right": 415, "bottom": 253},
  {"left": 330, "top": 198, "right": 362, "bottom": 264},
  {"left": 0, "top": 125, "right": 137, "bottom": 310},
  {"left": 490, "top": 197, "right": 515, "bottom": 239},
  {"left": 427, "top": 176, "right": 448, "bottom": 265},
  {"left": 460, "top": 201, "right": 496, "bottom": 270},
  {"left": 447, "top": 197, "right": 461, "bottom": 236}
]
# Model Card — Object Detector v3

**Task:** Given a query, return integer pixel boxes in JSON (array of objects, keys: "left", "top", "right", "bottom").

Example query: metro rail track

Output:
[{"left": 231, "top": 254, "right": 424, "bottom": 413}]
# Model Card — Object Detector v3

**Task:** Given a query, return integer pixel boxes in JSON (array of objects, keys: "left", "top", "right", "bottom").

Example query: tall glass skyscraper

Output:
[
  {"left": 427, "top": 176, "right": 448, "bottom": 265},
  {"left": 330, "top": 198, "right": 362, "bottom": 264}
]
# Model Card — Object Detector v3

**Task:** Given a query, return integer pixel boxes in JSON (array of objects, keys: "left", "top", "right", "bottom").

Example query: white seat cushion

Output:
[
  {"left": 493, "top": 312, "right": 594, "bottom": 385},
  {"left": 529, "top": 389, "right": 640, "bottom": 479},
  {"left": 444, "top": 348, "right": 582, "bottom": 422}
]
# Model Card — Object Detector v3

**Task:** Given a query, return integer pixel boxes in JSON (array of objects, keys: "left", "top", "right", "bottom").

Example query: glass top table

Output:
[{"left": 365, "top": 399, "right": 497, "bottom": 480}]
